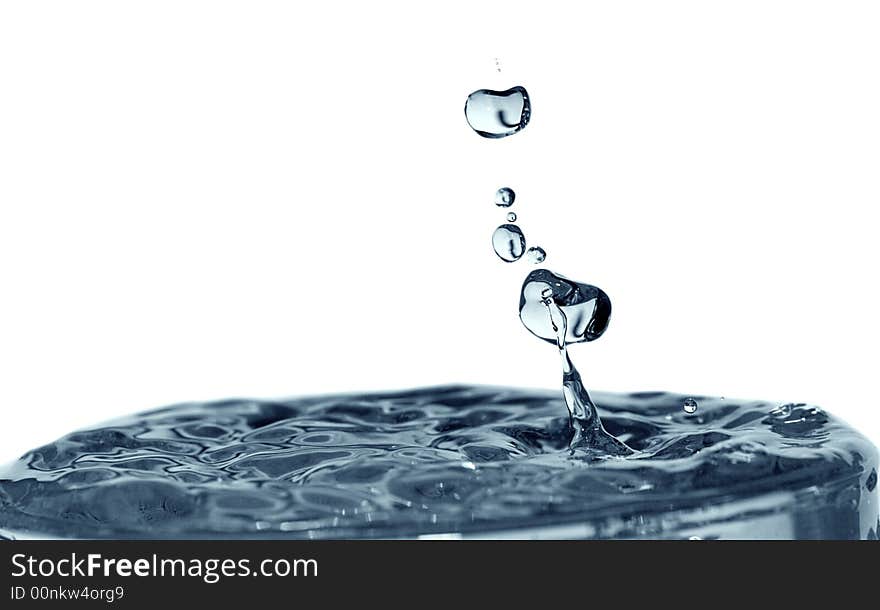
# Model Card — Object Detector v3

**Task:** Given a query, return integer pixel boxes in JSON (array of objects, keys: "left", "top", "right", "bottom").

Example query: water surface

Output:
[{"left": 0, "top": 386, "right": 876, "bottom": 539}]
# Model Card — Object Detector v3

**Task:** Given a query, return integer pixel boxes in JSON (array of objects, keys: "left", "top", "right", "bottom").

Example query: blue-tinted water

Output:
[
  {"left": 0, "top": 386, "right": 876, "bottom": 539},
  {"left": 1, "top": 80, "right": 876, "bottom": 541}
]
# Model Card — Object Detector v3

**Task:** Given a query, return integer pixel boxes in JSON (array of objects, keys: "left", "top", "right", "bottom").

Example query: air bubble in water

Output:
[
  {"left": 464, "top": 86, "right": 531, "bottom": 139},
  {"left": 507, "top": 212, "right": 517, "bottom": 222},
  {"left": 495, "top": 187, "right": 515, "bottom": 207},
  {"left": 683, "top": 398, "right": 699, "bottom": 414},
  {"left": 527, "top": 246, "right": 546, "bottom": 264},
  {"left": 492, "top": 224, "right": 526, "bottom": 262}
]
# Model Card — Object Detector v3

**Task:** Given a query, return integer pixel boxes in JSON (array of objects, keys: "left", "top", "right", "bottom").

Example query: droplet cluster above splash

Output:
[
  {"left": 463, "top": 85, "right": 547, "bottom": 266},
  {"left": 488, "top": 185, "right": 547, "bottom": 265},
  {"left": 466, "top": 79, "right": 625, "bottom": 453}
]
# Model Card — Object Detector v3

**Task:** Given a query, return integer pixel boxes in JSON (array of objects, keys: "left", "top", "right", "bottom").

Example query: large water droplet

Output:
[
  {"left": 464, "top": 86, "right": 531, "bottom": 139},
  {"left": 519, "top": 269, "right": 611, "bottom": 345},
  {"left": 492, "top": 224, "right": 526, "bottom": 262},
  {"left": 495, "top": 187, "right": 515, "bottom": 207},
  {"left": 533, "top": 274, "right": 632, "bottom": 456},
  {"left": 526, "top": 246, "right": 546, "bottom": 264},
  {"left": 683, "top": 398, "right": 699, "bottom": 414}
]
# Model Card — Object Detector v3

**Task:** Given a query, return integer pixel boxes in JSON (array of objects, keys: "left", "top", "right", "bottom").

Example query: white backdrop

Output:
[{"left": 1, "top": 1, "right": 878, "bottom": 464}]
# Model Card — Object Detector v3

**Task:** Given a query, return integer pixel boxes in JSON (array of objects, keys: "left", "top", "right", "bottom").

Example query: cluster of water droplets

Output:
[
  {"left": 465, "top": 78, "right": 711, "bottom": 450},
  {"left": 465, "top": 82, "right": 631, "bottom": 453},
  {"left": 489, "top": 188, "right": 546, "bottom": 265},
  {"left": 464, "top": 86, "right": 546, "bottom": 266}
]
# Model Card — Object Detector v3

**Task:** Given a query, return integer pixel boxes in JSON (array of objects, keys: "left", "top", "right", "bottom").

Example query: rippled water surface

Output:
[{"left": 0, "top": 386, "right": 876, "bottom": 539}]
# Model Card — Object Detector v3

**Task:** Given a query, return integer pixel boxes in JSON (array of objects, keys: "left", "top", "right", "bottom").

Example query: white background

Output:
[{"left": 1, "top": 1, "right": 878, "bottom": 464}]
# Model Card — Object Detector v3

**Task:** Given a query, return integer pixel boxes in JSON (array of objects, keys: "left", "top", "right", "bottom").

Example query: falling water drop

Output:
[
  {"left": 492, "top": 224, "right": 526, "bottom": 262},
  {"left": 683, "top": 398, "right": 699, "bottom": 414},
  {"left": 507, "top": 212, "right": 517, "bottom": 222},
  {"left": 495, "top": 187, "right": 515, "bottom": 207},
  {"left": 526, "top": 246, "right": 546, "bottom": 264},
  {"left": 464, "top": 86, "right": 531, "bottom": 139}
]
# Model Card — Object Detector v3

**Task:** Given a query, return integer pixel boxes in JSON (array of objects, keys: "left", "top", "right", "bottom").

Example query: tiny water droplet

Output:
[
  {"left": 495, "top": 187, "right": 515, "bottom": 207},
  {"left": 507, "top": 212, "right": 517, "bottom": 222},
  {"left": 464, "top": 86, "right": 531, "bottom": 139},
  {"left": 683, "top": 398, "right": 698, "bottom": 414},
  {"left": 492, "top": 224, "right": 526, "bottom": 262},
  {"left": 526, "top": 246, "right": 546, "bottom": 264},
  {"left": 688, "top": 536, "right": 702, "bottom": 541}
]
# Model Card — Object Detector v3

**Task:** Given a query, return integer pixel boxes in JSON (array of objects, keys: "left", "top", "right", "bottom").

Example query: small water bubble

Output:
[
  {"left": 683, "top": 398, "right": 699, "bottom": 414},
  {"left": 492, "top": 224, "right": 526, "bottom": 262},
  {"left": 526, "top": 246, "right": 546, "bottom": 264},
  {"left": 495, "top": 187, "right": 515, "bottom": 207},
  {"left": 688, "top": 535, "right": 702, "bottom": 541},
  {"left": 464, "top": 86, "right": 531, "bottom": 139},
  {"left": 507, "top": 212, "right": 517, "bottom": 222}
]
